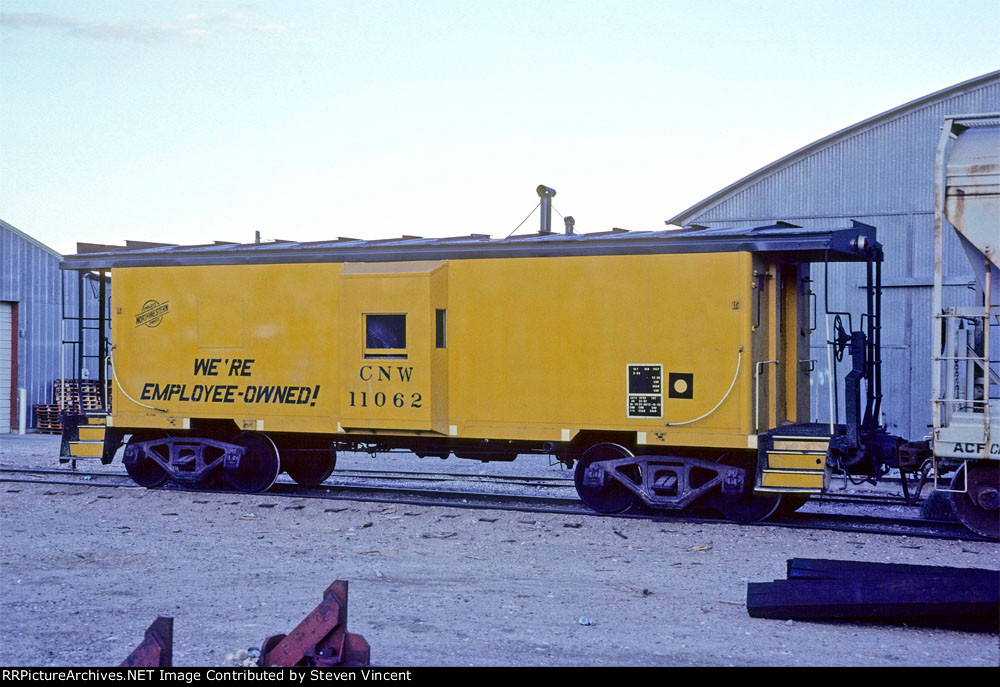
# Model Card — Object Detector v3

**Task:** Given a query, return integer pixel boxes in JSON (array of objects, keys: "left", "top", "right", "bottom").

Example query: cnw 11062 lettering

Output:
[{"left": 348, "top": 391, "right": 422, "bottom": 408}]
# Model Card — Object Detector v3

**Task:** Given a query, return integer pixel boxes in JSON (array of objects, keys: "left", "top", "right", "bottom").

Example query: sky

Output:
[{"left": 1, "top": 1, "right": 998, "bottom": 255}]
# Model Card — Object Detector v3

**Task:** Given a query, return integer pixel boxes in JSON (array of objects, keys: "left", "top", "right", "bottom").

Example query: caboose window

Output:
[
  {"left": 436, "top": 309, "right": 446, "bottom": 349},
  {"left": 365, "top": 314, "right": 406, "bottom": 358}
]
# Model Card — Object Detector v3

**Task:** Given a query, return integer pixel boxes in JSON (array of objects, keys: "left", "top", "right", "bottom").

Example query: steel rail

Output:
[
  {"left": 0, "top": 473, "right": 987, "bottom": 542},
  {"left": 0, "top": 466, "right": 925, "bottom": 507},
  {"left": 0, "top": 467, "right": 575, "bottom": 502},
  {"left": 15, "top": 465, "right": 574, "bottom": 485}
]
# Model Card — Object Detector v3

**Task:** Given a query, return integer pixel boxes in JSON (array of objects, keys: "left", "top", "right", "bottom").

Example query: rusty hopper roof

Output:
[{"left": 61, "top": 221, "right": 878, "bottom": 271}]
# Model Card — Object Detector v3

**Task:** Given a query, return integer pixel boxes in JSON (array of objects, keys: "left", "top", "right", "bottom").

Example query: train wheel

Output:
[
  {"left": 285, "top": 449, "right": 337, "bottom": 487},
  {"left": 710, "top": 454, "right": 782, "bottom": 522},
  {"left": 225, "top": 432, "right": 281, "bottom": 494},
  {"left": 774, "top": 494, "right": 810, "bottom": 516},
  {"left": 574, "top": 443, "right": 638, "bottom": 514},
  {"left": 712, "top": 491, "right": 782, "bottom": 522},
  {"left": 949, "top": 462, "right": 999, "bottom": 540},
  {"left": 124, "top": 431, "right": 169, "bottom": 488}
]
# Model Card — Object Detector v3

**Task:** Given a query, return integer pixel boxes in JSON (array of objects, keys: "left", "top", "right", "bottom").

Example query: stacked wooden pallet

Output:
[
  {"left": 34, "top": 404, "right": 64, "bottom": 434},
  {"left": 33, "top": 379, "right": 109, "bottom": 434},
  {"left": 747, "top": 558, "right": 999, "bottom": 631},
  {"left": 55, "top": 379, "right": 105, "bottom": 412}
]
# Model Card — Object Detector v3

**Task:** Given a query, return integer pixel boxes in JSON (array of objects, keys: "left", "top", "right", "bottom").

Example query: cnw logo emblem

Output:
[{"left": 135, "top": 300, "right": 170, "bottom": 328}]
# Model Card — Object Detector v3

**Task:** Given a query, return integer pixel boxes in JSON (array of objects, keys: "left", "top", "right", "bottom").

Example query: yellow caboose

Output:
[{"left": 61, "top": 221, "right": 886, "bottom": 521}]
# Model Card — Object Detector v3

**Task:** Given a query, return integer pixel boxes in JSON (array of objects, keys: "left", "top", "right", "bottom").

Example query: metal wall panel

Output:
[
  {"left": 1, "top": 222, "right": 61, "bottom": 431},
  {"left": 671, "top": 75, "right": 1000, "bottom": 442},
  {"left": 1, "top": 221, "right": 106, "bottom": 431},
  {"left": 0, "top": 302, "right": 11, "bottom": 432}
]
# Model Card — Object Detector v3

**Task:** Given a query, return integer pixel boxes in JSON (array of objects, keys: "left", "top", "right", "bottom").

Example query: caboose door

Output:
[
  {"left": 778, "top": 262, "right": 810, "bottom": 425},
  {"left": 337, "top": 261, "right": 449, "bottom": 434},
  {"left": 753, "top": 258, "right": 810, "bottom": 431}
]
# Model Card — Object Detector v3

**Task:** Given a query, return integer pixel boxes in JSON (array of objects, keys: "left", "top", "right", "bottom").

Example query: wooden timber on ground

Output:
[
  {"left": 785, "top": 558, "right": 999, "bottom": 584},
  {"left": 747, "top": 558, "right": 1000, "bottom": 632}
]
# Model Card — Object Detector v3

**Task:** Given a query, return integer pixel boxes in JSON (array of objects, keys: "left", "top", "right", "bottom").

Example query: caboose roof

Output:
[{"left": 61, "top": 220, "right": 878, "bottom": 271}]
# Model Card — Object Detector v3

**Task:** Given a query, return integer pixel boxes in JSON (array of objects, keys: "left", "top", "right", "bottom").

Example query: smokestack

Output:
[{"left": 536, "top": 185, "right": 556, "bottom": 233}]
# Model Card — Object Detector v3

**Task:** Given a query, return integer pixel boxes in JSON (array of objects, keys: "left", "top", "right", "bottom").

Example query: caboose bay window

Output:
[{"left": 365, "top": 314, "right": 407, "bottom": 358}]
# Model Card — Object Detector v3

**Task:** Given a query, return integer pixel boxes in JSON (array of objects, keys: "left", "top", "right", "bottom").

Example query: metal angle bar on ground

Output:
[
  {"left": 259, "top": 580, "right": 370, "bottom": 667},
  {"left": 120, "top": 617, "right": 173, "bottom": 667}
]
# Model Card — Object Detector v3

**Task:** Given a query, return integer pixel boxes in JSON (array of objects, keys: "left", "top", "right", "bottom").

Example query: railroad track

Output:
[
  {"left": 330, "top": 469, "right": 931, "bottom": 510},
  {"left": 0, "top": 466, "right": 985, "bottom": 542},
  {"left": 2, "top": 465, "right": 922, "bottom": 506}
]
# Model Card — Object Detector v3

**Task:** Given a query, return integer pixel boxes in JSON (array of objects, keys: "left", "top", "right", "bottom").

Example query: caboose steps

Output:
[
  {"left": 59, "top": 412, "right": 123, "bottom": 465},
  {"left": 68, "top": 441, "right": 105, "bottom": 458},
  {"left": 759, "top": 469, "right": 825, "bottom": 491},
  {"left": 78, "top": 425, "right": 106, "bottom": 441},
  {"left": 756, "top": 430, "right": 830, "bottom": 494}
]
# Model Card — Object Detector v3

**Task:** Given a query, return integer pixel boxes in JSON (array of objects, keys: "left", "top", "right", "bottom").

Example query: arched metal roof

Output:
[{"left": 667, "top": 70, "right": 1000, "bottom": 227}]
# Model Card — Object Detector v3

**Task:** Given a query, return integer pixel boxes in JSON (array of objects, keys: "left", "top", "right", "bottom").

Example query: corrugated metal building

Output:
[
  {"left": 667, "top": 70, "right": 1000, "bottom": 443},
  {"left": 1, "top": 219, "right": 107, "bottom": 433}
]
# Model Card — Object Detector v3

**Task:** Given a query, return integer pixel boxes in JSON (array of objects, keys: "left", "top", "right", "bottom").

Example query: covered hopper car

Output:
[
  {"left": 59, "top": 218, "right": 942, "bottom": 527},
  {"left": 929, "top": 114, "right": 1000, "bottom": 539}
]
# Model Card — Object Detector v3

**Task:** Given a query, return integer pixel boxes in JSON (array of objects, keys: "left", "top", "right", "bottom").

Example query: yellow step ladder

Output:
[
  {"left": 60, "top": 413, "right": 111, "bottom": 464},
  {"left": 757, "top": 436, "right": 830, "bottom": 494}
]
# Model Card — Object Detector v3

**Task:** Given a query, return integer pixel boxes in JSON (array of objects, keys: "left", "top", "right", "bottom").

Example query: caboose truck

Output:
[{"left": 59, "top": 213, "right": 933, "bottom": 526}]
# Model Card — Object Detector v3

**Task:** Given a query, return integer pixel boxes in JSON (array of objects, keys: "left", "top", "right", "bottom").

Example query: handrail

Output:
[{"left": 666, "top": 347, "right": 743, "bottom": 427}]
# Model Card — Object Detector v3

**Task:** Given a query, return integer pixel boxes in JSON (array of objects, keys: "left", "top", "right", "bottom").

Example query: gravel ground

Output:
[{"left": 0, "top": 434, "right": 997, "bottom": 667}]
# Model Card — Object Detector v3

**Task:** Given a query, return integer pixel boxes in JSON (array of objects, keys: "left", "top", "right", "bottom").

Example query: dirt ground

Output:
[{"left": 0, "top": 434, "right": 997, "bottom": 667}]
